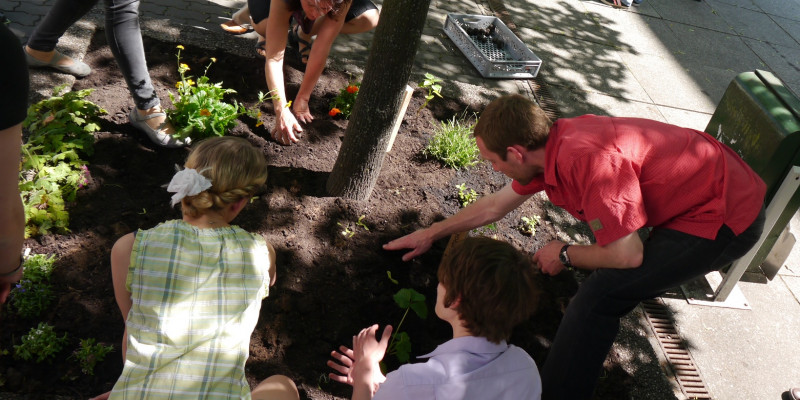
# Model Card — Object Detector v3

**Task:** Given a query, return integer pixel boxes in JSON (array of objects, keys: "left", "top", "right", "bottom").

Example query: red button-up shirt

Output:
[{"left": 512, "top": 116, "right": 766, "bottom": 246}]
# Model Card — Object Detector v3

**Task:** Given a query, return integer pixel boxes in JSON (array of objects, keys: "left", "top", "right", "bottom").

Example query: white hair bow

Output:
[{"left": 166, "top": 165, "right": 212, "bottom": 206}]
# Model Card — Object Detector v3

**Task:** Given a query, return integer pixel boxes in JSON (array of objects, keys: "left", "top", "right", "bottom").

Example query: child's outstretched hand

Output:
[{"left": 327, "top": 324, "right": 392, "bottom": 397}]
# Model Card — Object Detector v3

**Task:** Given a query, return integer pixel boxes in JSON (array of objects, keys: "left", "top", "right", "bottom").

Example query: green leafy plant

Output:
[
  {"left": 418, "top": 73, "right": 443, "bottom": 112},
  {"left": 10, "top": 254, "right": 57, "bottom": 318},
  {"left": 337, "top": 215, "right": 369, "bottom": 239},
  {"left": 424, "top": 117, "right": 479, "bottom": 169},
  {"left": 167, "top": 45, "right": 275, "bottom": 140},
  {"left": 71, "top": 338, "right": 114, "bottom": 376},
  {"left": 386, "top": 288, "right": 428, "bottom": 364},
  {"left": 20, "top": 85, "right": 101, "bottom": 237},
  {"left": 456, "top": 183, "right": 478, "bottom": 207},
  {"left": 14, "top": 322, "right": 68, "bottom": 363},
  {"left": 519, "top": 215, "right": 541, "bottom": 236},
  {"left": 328, "top": 82, "right": 360, "bottom": 119}
]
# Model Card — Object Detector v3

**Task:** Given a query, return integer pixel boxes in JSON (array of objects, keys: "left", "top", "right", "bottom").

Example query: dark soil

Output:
[{"left": 1, "top": 33, "right": 661, "bottom": 399}]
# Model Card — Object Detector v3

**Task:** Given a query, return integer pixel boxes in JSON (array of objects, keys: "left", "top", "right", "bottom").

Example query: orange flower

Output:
[
  {"left": 199, "top": 109, "right": 211, "bottom": 116},
  {"left": 346, "top": 85, "right": 359, "bottom": 94},
  {"left": 329, "top": 108, "right": 341, "bottom": 116}
]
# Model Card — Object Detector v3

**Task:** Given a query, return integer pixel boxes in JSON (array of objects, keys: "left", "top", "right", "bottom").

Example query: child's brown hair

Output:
[
  {"left": 181, "top": 136, "right": 268, "bottom": 217},
  {"left": 437, "top": 236, "right": 540, "bottom": 343}
]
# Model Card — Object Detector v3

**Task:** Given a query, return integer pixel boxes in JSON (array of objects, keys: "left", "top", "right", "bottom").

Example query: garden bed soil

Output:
[{"left": 1, "top": 33, "right": 669, "bottom": 399}]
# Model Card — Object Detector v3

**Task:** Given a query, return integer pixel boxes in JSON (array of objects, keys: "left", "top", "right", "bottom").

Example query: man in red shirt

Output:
[{"left": 384, "top": 94, "right": 766, "bottom": 399}]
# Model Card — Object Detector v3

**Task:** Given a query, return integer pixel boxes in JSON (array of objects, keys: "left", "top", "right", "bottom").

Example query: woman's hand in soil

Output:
[
  {"left": 292, "top": 98, "right": 313, "bottom": 124},
  {"left": 271, "top": 108, "right": 302, "bottom": 145},
  {"left": 383, "top": 229, "right": 433, "bottom": 262}
]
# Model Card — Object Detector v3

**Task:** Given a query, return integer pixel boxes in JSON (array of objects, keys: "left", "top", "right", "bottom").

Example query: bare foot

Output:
[{"left": 136, "top": 106, "right": 176, "bottom": 136}]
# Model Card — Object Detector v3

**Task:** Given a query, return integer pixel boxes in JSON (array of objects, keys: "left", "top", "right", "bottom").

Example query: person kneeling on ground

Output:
[
  {"left": 90, "top": 136, "right": 298, "bottom": 400},
  {"left": 327, "top": 236, "right": 543, "bottom": 400}
]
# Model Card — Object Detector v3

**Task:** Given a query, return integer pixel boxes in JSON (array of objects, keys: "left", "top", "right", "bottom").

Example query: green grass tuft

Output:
[{"left": 424, "top": 116, "right": 479, "bottom": 169}]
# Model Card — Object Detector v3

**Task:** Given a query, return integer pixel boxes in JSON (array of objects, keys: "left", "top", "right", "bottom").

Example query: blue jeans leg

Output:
[
  {"left": 103, "top": 0, "right": 159, "bottom": 110},
  {"left": 26, "top": 0, "right": 99, "bottom": 52},
  {"left": 540, "top": 209, "right": 765, "bottom": 400}
]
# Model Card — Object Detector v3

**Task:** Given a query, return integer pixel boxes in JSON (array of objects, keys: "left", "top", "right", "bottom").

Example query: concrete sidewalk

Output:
[{"left": 3, "top": 0, "right": 800, "bottom": 398}]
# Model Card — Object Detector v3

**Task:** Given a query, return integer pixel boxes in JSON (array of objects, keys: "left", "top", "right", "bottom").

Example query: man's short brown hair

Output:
[
  {"left": 473, "top": 94, "right": 553, "bottom": 160},
  {"left": 437, "top": 236, "right": 540, "bottom": 343}
]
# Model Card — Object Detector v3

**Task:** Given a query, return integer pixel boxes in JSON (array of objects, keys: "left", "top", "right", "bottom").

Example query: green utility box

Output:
[{"left": 705, "top": 70, "right": 800, "bottom": 277}]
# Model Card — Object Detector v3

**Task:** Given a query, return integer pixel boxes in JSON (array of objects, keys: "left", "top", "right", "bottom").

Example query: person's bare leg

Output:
[
  {"left": 338, "top": 9, "right": 379, "bottom": 35},
  {"left": 251, "top": 375, "right": 299, "bottom": 400}
]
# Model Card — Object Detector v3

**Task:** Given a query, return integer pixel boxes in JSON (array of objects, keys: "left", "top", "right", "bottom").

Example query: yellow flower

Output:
[
  {"left": 285, "top": 100, "right": 292, "bottom": 108},
  {"left": 210, "top": 57, "right": 217, "bottom": 63},
  {"left": 256, "top": 120, "right": 264, "bottom": 127},
  {"left": 176, "top": 45, "right": 184, "bottom": 50},
  {"left": 199, "top": 109, "right": 211, "bottom": 116},
  {"left": 180, "top": 63, "right": 190, "bottom": 71}
]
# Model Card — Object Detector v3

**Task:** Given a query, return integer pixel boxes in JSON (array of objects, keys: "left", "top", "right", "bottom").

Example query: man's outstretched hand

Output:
[{"left": 383, "top": 229, "right": 433, "bottom": 262}]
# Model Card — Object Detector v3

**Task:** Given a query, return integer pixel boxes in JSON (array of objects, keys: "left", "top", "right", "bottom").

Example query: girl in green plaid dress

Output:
[{"left": 91, "top": 137, "right": 299, "bottom": 400}]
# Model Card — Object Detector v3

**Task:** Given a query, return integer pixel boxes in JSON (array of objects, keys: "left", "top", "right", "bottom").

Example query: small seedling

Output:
[
  {"left": 337, "top": 222, "right": 355, "bottom": 238},
  {"left": 71, "top": 338, "right": 114, "bottom": 376},
  {"left": 14, "top": 322, "right": 68, "bottom": 363},
  {"left": 418, "top": 73, "right": 443, "bottom": 112},
  {"left": 456, "top": 183, "right": 478, "bottom": 207},
  {"left": 355, "top": 215, "right": 369, "bottom": 231},
  {"left": 518, "top": 215, "right": 541, "bottom": 236},
  {"left": 387, "top": 288, "right": 428, "bottom": 364},
  {"left": 424, "top": 116, "right": 479, "bottom": 169}
]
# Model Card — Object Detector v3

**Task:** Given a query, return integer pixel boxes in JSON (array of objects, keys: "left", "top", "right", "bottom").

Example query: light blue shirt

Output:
[{"left": 373, "top": 336, "right": 542, "bottom": 400}]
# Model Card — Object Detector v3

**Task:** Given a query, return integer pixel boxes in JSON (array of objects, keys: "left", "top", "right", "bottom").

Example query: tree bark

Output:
[{"left": 326, "top": 0, "right": 432, "bottom": 200}]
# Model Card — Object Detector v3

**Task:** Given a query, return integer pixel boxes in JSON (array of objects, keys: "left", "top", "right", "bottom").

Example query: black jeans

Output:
[
  {"left": 27, "top": 0, "right": 159, "bottom": 110},
  {"left": 541, "top": 207, "right": 766, "bottom": 400}
]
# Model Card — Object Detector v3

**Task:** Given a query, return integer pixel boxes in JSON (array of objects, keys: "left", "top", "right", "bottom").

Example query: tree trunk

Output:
[{"left": 326, "top": 0, "right": 432, "bottom": 200}]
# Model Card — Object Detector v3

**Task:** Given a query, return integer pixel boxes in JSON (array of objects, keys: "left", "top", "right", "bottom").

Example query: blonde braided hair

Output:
[{"left": 179, "top": 136, "right": 268, "bottom": 218}]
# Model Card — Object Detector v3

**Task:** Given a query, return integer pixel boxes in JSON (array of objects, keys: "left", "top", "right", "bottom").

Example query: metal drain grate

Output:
[{"left": 641, "top": 299, "right": 712, "bottom": 400}]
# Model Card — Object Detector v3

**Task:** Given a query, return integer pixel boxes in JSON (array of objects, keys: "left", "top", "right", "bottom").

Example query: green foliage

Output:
[
  {"left": 21, "top": 85, "right": 102, "bottom": 237},
  {"left": 418, "top": 73, "right": 443, "bottom": 112},
  {"left": 337, "top": 215, "right": 369, "bottom": 239},
  {"left": 328, "top": 82, "right": 360, "bottom": 119},
  {"left": 387, "top": 287, "right": 427, "bottom": 364},
  {"left": 519, "top": 215, "right": 541, "bottom": 236},
  {"left": 71, "top": 338, "right": 114, "bottom": 376},
  {"left": 424, "top": 117, "right": 480, "bottom": 169},
  {"left": 166, "top": 45, "right": 275, "bottom": 140},
  {"left": 14, "top": 322, "right": 68, "bottom": 363},
  {"left": 456, "top": 183, "right": 478, "bottom": 207},
  {"left": 10, "top": 254, "right": 57, "bottom": 318}
]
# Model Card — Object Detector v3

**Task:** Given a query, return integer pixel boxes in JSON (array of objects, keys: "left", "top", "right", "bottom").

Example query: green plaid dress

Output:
[{"left": 110, "top": 220, "right": 271, "bottom": 399}]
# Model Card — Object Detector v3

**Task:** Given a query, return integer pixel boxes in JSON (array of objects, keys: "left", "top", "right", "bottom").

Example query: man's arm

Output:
[
  {"left": 534, "top": 231, "right": 644, "bottom": 275},
  {"left": 384, "top": 184, "right": 532, "bottom": 261}
]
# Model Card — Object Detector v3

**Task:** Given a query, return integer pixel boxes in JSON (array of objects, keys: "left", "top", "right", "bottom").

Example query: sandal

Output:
[
  {"left": 288, "top": 24, "right": 311, "bottom": 65},
  {"left": 255, "top": 40, "right": 266, "bottom": 59},
  {"left": 24, "top": 47, "right": 91, "bottom": 77},
  {"left": 129, "top": 109, "right": 191, "bottom": 148}
]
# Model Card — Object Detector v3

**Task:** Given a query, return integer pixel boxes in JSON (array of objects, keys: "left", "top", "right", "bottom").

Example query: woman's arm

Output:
[
  {"left": 292, "top": 13, "right": 347, "bottom": 122},
  {"left": 264, "top": 1, "right": 302, "bottom": 144}
]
